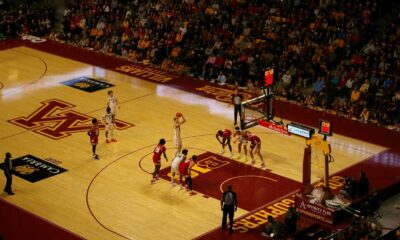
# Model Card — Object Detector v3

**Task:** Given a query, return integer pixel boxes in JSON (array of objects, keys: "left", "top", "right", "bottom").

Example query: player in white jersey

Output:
[
  {"left": 170, "top": 149, "right": 188, "bottom": 186},
  {"left": 107, "top": 90, "right": 119, "bottom": 115},
  {"left": 232, "top": 127, "right": 250, "bottom": 160},
  {"left": 173, "top": 114, "right": 186, "bottom": 157},
  {"left": 102, "top": 107, "right": 116, "bottom": 143}
]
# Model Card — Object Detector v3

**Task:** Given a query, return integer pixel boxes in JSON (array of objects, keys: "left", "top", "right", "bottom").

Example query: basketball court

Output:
[{"left": 0, "top": 40, "right": 398, "bottom": 240}]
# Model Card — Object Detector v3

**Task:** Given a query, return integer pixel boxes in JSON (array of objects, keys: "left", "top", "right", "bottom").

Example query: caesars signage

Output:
[{"left": 0, "top": 155, "right": 67, "bottom": 183}]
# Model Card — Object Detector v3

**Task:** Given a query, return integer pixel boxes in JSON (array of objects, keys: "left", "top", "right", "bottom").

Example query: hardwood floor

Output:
[{"left": 0, "top": 47, "right": 386, "bottom": 240}]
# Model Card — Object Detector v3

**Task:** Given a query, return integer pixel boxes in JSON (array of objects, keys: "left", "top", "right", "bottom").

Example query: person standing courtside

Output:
[
  {"left": 221, "top": 185, "right": 237, "bottom": 234},
  {"left": 230, "top": 89, "right": 243, "bottom": 126},
  {"left": 3, "top": 152, "right": 14, "bottom": 195}
]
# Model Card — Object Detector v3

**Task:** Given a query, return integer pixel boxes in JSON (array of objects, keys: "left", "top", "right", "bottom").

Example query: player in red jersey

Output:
[
  {"left": 179, "top": 155, "right": 198, "bottom": 195},
  {"left": 151, "top": 138, "right": 168, "bottom": 183},
  {"left": 87, "top": 118, "right": 100, "bottom": 159},
  {"left": 216, "top": 129, "right": 233, "bottom": 158},
  {"left": 248, "top": 134, "right": 265, "bottom": 167}
]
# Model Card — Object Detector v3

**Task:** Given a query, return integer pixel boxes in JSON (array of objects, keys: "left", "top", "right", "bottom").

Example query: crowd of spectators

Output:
[
  {"left": 0, "top": 4, "right": 54, "bottom": 39},
  {"left": 295, "top": 11, "right": 400, "bottom": 130},
  {"left": 56, "top": 0, "right": 399, "bottom": 130},
  {"left": 331, "top": 217, "right": 382, "bottom": 240},
  {"left": 260, "top": 192, "right": 383, "bottom": 239},
  {"left": 261, "top": 207, "right": 300, "bottom": 238},
  {"left": 260, "top": 205, "right": 383, "bottom": 239},
  {"left": 2, "top": 0, "right": 399, "bottom": 130}
]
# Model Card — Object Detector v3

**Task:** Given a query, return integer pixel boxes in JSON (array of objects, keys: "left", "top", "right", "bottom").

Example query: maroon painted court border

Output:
[
  {"left": 0, "top": 198, "right": 85, "bottom": 240},
  {"left": 194, "top": 150, "right": 400, "bottom": 240},
  {"left": 158, "top": 151, "right": 302, "bottom": 211}
]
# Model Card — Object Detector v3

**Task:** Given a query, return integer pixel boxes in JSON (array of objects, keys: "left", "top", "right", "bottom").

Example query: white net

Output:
[{"left": 241, "top": 95, "right": 267, "bottom": 129}]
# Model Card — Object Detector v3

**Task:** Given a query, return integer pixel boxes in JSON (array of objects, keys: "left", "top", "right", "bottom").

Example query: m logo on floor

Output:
[
  {"left": 8, "top": 99, "right": 134, "bottom": 140},
  {"left": 0, "top": 155, "right": 67, "bottom": 183}
]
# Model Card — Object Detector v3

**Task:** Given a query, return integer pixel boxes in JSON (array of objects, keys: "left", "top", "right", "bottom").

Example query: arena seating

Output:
[
  {"left": 1, "top": 2, "right": 399, "bottom": 240},
  {"left": 1, "top": 1, "right": 399, "bottom": 128},
  {"left": 0, "top": 5, "right": 53, "bottom": 38},
  {"left": 59, "top": 0, "right": 399, "bottom": 129}
]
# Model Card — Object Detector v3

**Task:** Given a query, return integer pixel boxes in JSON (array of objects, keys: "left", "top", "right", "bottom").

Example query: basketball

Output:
[{"left": 176, "top": 112, "right": 182, "bottom": 117}]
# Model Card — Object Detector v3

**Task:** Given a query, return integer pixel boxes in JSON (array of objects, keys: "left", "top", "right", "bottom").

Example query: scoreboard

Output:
[{"left": 264, "top": 68, "right": 274, "bottom": 87}]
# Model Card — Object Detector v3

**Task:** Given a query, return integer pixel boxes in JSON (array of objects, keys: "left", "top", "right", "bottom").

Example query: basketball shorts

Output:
[
  {"left": 250, "top": 142, "right": 260, "bottom": 149},
  {"left": 110, "top": 107, "right": 116, "bottom": 115},
  {"left": 105, "top": 123, "right": 113, "bottom": 131},
  {"left": 153, "top": 159, "right": 161, "bottom": 165},
  {"left": 239, "top": 137, "right": 248, "bottom": 145},
  {"left": 171, "top": 163, "right": 180, "bottom": 174}
]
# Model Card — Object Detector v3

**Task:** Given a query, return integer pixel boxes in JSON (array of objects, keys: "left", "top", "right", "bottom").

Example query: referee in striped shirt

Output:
[{"left": 231, "top": 89, "right": 243, "bottom": 126}]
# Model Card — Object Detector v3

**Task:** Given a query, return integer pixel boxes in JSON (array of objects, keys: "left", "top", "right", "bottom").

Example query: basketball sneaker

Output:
[
  {"left": 219, "top": 150, "right": 225, "bottom": 154},
  {"left": 94, "top": 154, "right": 99, "bottom": 160},
  {"left": 189, "top": 191, "right": 197, "bottom": 196},
  {"left": 250, "top": 160, "right": 255, "bottom": 165},
  {"left": 151, "top": 178, "right": 157, "bottom": 184},
  {"left": 261, "top": 162, "right": 265, "bottom": 168},
  {"left": 111, "top": 139, "right": 117, "bottom": 142},
  {"left": 106, "top": 140, "right": 111, "bottom": 144},
  {"left": 229, "top": 152, "right": 233, "bottom": 158}
]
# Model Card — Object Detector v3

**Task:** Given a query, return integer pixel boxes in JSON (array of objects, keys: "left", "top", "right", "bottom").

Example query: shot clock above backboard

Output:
[
  {"left": 319, "top": 119, "right": 333, "bottom": 136},
  {"left": 264, "top": 68, "right": 274, "bottom": 87}
]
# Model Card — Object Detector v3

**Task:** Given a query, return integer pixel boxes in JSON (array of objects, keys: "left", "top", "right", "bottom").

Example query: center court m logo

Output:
[{"left": 8, "top": 99, "right": 134, "bottom": 140}]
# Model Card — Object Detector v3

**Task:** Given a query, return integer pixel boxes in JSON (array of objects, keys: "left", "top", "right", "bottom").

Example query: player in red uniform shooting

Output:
[
  {"left": 248, "top": 134, "right": 265, "bottom": 167},
  {"left": 87, "top": 118, "right": 100, "bottom": 159},
  {"left": 151, "top": 138, "right": 168, "bottom": 183},
  {"left": 179, "top": 155, "right": 198, "bottom": 195},
  {"left": 216, "top": 129, "right": 233, "bottom": 158}
]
